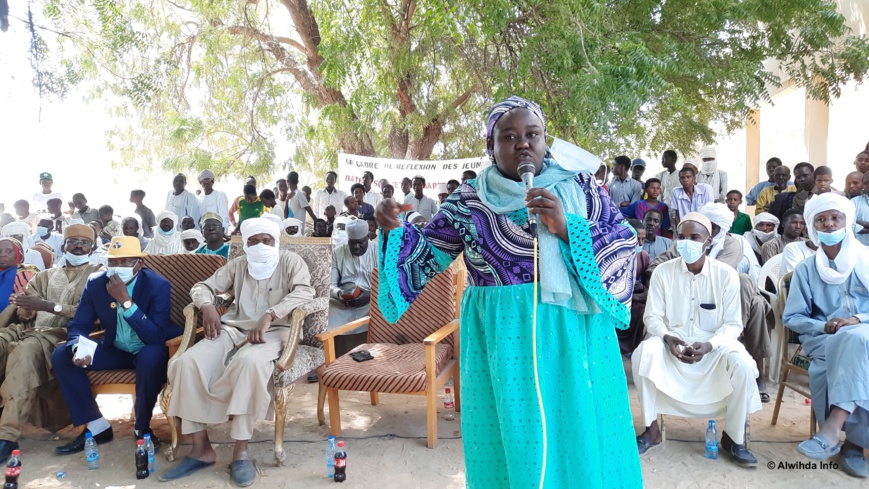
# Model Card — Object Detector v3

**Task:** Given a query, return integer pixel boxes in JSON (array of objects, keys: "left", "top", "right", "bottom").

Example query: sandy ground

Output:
[{"left": 10, "top": 370, "right": 868, "bottom": 488}]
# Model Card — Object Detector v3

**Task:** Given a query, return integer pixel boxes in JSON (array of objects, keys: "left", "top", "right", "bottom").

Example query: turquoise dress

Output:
[{"left": 379, "top": 175, "right": 642, "bottom": 488}]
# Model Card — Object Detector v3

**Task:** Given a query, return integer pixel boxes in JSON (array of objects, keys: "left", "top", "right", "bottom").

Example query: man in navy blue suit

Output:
[{"left": 52, "top": 236, "right": 182, "bottom": 454}]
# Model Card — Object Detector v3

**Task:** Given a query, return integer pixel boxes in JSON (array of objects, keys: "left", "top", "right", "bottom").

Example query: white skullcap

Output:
[
  {"left": 346, "top": 218, "right": 369, "bottom": 240},
  {"left": 156, "top": 210, "right": 179, "bottom": 226},
  {"left": 261, "top": 213, "right": 284, "bottom": 228},
  {"left": 69, "top": 218, "right": 85, "bottom": 225},
  {"left": 436, "top": 183, "right": 449, "bottom": 194},
  {"left": 240, "top": 217, "right": 280, "bottom": 242},
  {"left": 282, "top": 217, "right": 303, "bottom": 237},
  {"left": 406, "top": 211, "right": 423, "bottom": 223},
  {"left": 699, "top": 147, "right": 717, "bottom": 159},
  {"left": 754, "top": 212, "right": 780, "bottom": 227},
  {"left": 180, "top": 229, "right": 205, "bottom": 245},
  {"left": 679, "top": 212, "right": 713, "bottom": 236},
  {"left": 804, "top": 193, "right": 855, "bottom": 246},
  {"left": 698, "top": 202, "right": 733, "bottom": 232}
]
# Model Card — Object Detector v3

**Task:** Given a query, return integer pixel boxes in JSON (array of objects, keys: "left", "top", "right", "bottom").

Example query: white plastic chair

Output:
[{"left": 757, "top": 254, "right": 783, "bottom": 381}]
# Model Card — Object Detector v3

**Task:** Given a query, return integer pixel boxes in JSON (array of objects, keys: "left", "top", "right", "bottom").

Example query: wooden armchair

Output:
[
  {"left": 770, "top": 271, "right": 817, "bottom": 436},
  {"left": 165, "top": 236, "right": 332, "bottom": 465},
  {"left": 316, "top": 268, "right": 462, "bottom": 449},
  {"left": 85, "top": 254, "right": 227, "bottom": 403}
]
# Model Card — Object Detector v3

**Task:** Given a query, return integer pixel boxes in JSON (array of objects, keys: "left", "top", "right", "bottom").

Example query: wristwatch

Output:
[
  {"left": 122, "top": 300, "right": 133, "bottom": 310},
  {"left": 53, "top": 303, "right": 62, "bottom": 314}
]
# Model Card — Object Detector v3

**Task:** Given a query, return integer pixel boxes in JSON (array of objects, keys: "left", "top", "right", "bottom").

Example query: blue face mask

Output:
[
  {"left": 37, "top": 226, "right": 49, "bottom": 236},
  {"left": 636, "top": 245, "right": 644, "bottom": 254},
  {"left": 107, "top": 265, "right": 137, "bottom": 284},
  {"left": 817, "top": 228, "right": 846, "bottom": 246},
  {"left": 158, "top": 228, "right": 175, "bottom": 237},
  {"left": 676, "top": 239, "right": 706, "bottom": 264}
]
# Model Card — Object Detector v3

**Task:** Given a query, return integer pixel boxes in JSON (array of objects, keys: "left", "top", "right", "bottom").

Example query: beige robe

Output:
[
  {"left": 168, "top": 251, "right": 314, "bottom": 440},
  {"left": 0, "top": 263, "right": 102, "bottom": 439}
]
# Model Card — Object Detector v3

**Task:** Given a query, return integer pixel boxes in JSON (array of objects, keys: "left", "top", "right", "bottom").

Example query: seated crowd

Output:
[{"left": 2, "top": 147, "right": 869, "bottom": 483}]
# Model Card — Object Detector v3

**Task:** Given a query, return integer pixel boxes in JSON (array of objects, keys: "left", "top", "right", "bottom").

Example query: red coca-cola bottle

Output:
[
  {"left": 333, "top": 441, "right": 347, "bottom": 483},
  {"left": 4, "top": 449, "right": 21, "bottom": 489}
]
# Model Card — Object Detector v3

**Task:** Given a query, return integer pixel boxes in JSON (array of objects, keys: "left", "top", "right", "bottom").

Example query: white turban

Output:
[
  {"left": 803, "top": 193, "right": 868, "bottom": 285},
  {"left": 698, "top": 202, "right": 733, "bottom": 233},
  {"left": 198, "top": 169, "right": 216, "bottom": 182},
  {"left": 261, "top": 213, "right": 284, "bottom": 228},
  {"left": 180, "top": 229, "right": 205, "bottom": 245},
  {"left": 282, "top": 218, "right": 303, "bottom": 237},
  {"left": 699, "top": 147, "right": 717, "bottom": 159},
  {"left": 240, "top": 217, "right": 280, "bottom": 242},
  {"left": 1, "top": 222, "right": 33, "bottom": 250},
  {"left": 156, "top": 211, "right": 179, "bottom": 229},
  {"left": 145, "top": 211, "right": 183, "bottom": 255},
  {"left": 754, "top": 212, "right": 780, "bottom": 227},
  {"left": 241, "top": 218, "right": 281, "bottom": 280},
  {"left": 435, "top": 183, "right": 449, "bottom": 195}
]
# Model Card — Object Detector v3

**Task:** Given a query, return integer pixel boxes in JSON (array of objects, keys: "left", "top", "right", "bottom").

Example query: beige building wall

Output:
[{"left": 712, "top": 0, "right": 869, "bottom": 212}]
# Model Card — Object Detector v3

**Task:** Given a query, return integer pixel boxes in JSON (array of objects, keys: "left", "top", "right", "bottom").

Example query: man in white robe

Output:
[
  {"left": 784, "top": 193, "right": 869, "bottom": 478},
  {"left": 328, "top": 218, "right": 377, "bottom": 330},
  {"left": 633, "top": 212, "right": 761, "bottom": 468},
  {"left": 161, "top": 218, "right": 314, "bottom": 486}
]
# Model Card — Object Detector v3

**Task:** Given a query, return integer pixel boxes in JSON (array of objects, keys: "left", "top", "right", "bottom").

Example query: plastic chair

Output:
[{"left": 770, "top": 271, "right": 817, "bottom": 436}]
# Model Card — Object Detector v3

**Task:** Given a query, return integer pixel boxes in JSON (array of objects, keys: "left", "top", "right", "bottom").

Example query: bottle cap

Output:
[
  {"left": 144, "top": 433, "right": 151, "bottom": 439},
  {"left": 709, "top": 420, "right": 716, "bottom": 424},
  {"left": 137, "top": 439, "right": 145, "bottom": 445},
  {"left": 445, "top": 388, "right": 451, "bottom": 393},
  {"left": 337, "top": 441, "right": 345, "bottom": 447},
  {"left": 328, "top": 435, "right": 335, "bottom": 441},
  {"left": 10, "top": 450, "right": 19, "bottom": 456},
  {"left": 85, "top": 431, "right": 93, "bottom": 438}
]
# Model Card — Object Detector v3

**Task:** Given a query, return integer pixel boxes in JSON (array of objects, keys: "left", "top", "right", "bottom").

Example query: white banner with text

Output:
[{"left": 337, "top": 153, "right": 490, "bottom": 197}]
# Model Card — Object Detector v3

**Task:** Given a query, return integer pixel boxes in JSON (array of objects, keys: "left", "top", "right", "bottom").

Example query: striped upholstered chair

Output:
[{"left": 316, "top": 267, "right": 462, "bottom": 448}]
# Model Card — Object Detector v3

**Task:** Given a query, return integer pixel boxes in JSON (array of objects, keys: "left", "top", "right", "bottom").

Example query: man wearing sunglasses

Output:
[
  {"left": 0, "top": 224, "right": 103, "bottom": 463},
  {"left": 52, "top": 236, "right": 182, "bottom": 455}
]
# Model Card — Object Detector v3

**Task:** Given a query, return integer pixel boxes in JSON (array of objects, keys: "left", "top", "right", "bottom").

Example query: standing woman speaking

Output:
[{"left": 375, "top": 96, "right": 642, "bottom": 488}]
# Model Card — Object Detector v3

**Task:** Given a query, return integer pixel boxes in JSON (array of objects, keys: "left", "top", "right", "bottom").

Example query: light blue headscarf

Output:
[{"left": 477, "top": 158, "right": 594, "bottom": 313}]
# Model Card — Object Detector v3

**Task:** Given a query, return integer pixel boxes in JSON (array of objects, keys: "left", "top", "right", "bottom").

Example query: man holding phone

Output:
[{"left": 631, "top": 212, "right": 762, "bottom": 468}]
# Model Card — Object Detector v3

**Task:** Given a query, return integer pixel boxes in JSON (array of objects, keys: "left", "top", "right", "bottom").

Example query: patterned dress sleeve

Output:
[
  {"left": 561, "top": 174, "right": 637, "bottom": 329},
  {"left": 378, "top": 193, "right": 465, "bottom": 323}
]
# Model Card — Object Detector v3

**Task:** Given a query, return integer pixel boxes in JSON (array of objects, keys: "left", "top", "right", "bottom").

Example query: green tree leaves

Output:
[{"left": 25, "top": 0, "right": 869, "bottom": 179}]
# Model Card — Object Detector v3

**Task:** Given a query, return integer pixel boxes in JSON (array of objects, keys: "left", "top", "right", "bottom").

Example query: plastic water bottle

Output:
[
  {"left": 85, "top": 432, "right": 100, "bottom": 470},
  {"left": 443, "top": 388, "right": 455, "bottom": 421},
  {"left": 143, "top": 434, "right": 156, "bottom": 474},
  {"left": 705, "top": 420, "right": 718, "bottom": 460},
  {"left": 325, "top": 436, "right": 337, "bottom": 478}
]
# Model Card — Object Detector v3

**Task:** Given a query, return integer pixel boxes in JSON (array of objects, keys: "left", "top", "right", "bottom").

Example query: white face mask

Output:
[
  {"left": 702, "top": 159, "right": 718, "bottom": 173},
  {"left": 64, "top": 252, "right": 90, "bottom": 266},
  {"left": 107, "top": 265, "right": 137, "bottom": 283},
  {"left": 752, "top": 228, "right": 777, "bottom": 243},
  {"left": 676, "top": 239, "right": 706, "bottom": 264},
  {"left": 243, "top": 242, "right": 280, "bottom": 280}
]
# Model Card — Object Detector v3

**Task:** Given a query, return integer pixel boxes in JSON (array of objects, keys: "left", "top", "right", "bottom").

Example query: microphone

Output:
[{"left": 517, "top": 161, "right": 538, "bottom": 238}]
